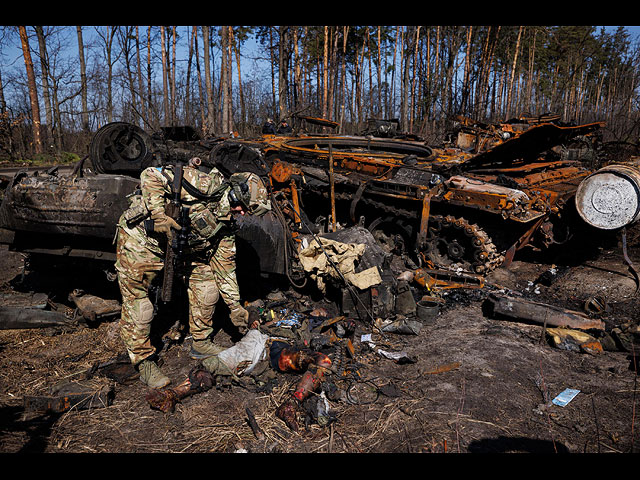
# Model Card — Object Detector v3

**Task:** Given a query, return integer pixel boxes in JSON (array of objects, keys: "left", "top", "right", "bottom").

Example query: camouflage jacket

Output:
[{"left": 118, "top": 165, "right": 233, "bottom": 256}]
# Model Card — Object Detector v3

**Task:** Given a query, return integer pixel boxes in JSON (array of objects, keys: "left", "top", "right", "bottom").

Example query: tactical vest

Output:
[{"left": 120, "top": 165, "right": 232, "bottom": 253}]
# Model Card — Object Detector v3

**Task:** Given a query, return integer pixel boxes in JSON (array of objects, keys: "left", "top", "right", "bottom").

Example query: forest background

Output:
[{"left": 1, "top": 25, "right": 639, "bottom": 163}]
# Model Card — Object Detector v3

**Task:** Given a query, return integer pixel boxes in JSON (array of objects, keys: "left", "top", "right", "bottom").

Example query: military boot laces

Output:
[
  {"left": 190, "top": 339, "right": 225, "bottom": 359},
  {"left": 138, "top": 359, "right": 171, "bottom": 389}
]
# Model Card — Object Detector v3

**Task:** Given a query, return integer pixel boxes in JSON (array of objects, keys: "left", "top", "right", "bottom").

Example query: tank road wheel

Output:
[
  {"left": 423, "top": 215, "right": 502, "bottom": 274},
  {"left": 89, "top": 122, "right": 154, "bottom": 174},
  {"left": 367, "top": 216, "right": 413, "bottom": 256}
]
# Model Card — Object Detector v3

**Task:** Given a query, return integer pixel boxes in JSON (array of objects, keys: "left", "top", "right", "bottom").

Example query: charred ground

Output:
[{"left": 0, "top": 222, "right": 639, "bottom": 454}]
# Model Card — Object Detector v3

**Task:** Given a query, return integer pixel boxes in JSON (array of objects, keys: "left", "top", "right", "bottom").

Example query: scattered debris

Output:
[
  {"left": 583, "top": 296, "right": 610, "bottom": 315},
  {"left": 361, "top": 334, "right": 416, "bottom": 364},
  {"left": 23, "top": 378, "right": 114, "bottom": 414},
  {"left": 0, "top": 306, "right": 75, "bottom": 330},
  {"left": 551, "top": 388, "right": 581, "bottom": 407},
  {"left": 68, "top": 289, "right": 121, "bottom": 322},
  {"left": 484, "top": 293, "right": 605, "bottom": 331},
  {"left": 546, "top": 328, "right": 603, "bottom": 355},
  {"left": 245, "top": 407, "right": 265, "bottom": 441},
  {"left": 421, "top": 362, "right": 462, "bottom": 375},
  {"left": 416, "top": 296, "right": 445, "bottom": 325}
]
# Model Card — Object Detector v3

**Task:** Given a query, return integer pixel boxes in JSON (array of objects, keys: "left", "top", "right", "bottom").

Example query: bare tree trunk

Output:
[
  {"left": 366, "top": 27, "right": 373, "bottom": 120},
  {"left": 278, "top": 26, "right": 290, "bottom": 121},
  {"left": 356, "top": 31, "right": 366, "bottom": 125},
  {"left": 443, "top": 27, "right": 462, "bottom": 121},
  {"left": 220, "top": 26, "right": 228, "bottom": 132},
  {"left": 482, "top": 26, "right": 500, "bottom": 120},
  {"left": 377, "top": 26, "right": 382, "bottom": 116},
  {"left": 135, "top": 26, "right": 146, "bottom": 128},
  {"left": 171, "top": 26, "right": 177, "bottom": 124},
  {"left": 432, "top": 26, "right": 440, "bottom": 129},
  {"left": 19, "top": 26, "right": 42, "bottom": 154},
  {"left": 410, "top": 26, "right": 420, "bottom": 133},
  {"left": 401, "top": 26, "right": 410, "bottom": 130},
  {"left": 147, "top": 27, "right": 153, "bottom": 127},
  {"left": 220, "top": 26, "right": 232, "bottom": 134},
  {"left": 323, "top": 26, "right": 329, "bottom": 119},
  {"left": 160, "top": 26, "right": 170, "bottom": 125},
  {"left": 229, "top": 28, "right": 245, "bottom": 129},
  {"left": 103, "top": 26, "right": 116, "bottom": 124},
  {"left": 269, "top": 27, "right": 277, "bottom": 120},
  {"left": 293, "top": 27, "right": 302, "bottom": 112},
  {"left": 390, "top": 27, "right": 399, "bottom": 119},
  {"left": 34, "top": 26, "right": 53, "bottom": 149},
  {"left": 328, "top": 27, "right": 338, "bottom": 122},
  {"left": 193, "top": 26, "right": 206, "bottom": 131},
  {"left": 120, "top": 27, "right": 138, "bottom": 126},
  {"left": 423, "top": 27, "right": 430, "bottom": 125},
  {"left": 340, "top": 26, "right": 349, "bottom": 132},
  {"left": 76, "top": 26, "right": 90, "bottom": 132},
  {"left": 506, "top": 26, "right": 523, "bottom": 119},
  {"left": 185, "top": 27, "right": 194, "bottom": 125},
  {"left": 526, "top": 28, "right": 537, "bottom": 114},
  {"left": 461, "top": 26, "right": 473, "bottom": 115},
  {"left": 203, "top": 26, "right": 215, "bottom": 135},
  {"left": 303, "top": 26, "right": 309, "bottom": 108},
  {"left": 34, "top": 27, "right": 63, "bottom": 150},
  {"left": 0, "top": 67, "right": 15, "bottom": 158}
]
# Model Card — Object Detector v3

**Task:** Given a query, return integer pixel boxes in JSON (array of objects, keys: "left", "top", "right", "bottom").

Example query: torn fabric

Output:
[{"left": 298, "top": 237, "right": 382, "bottom": 293}]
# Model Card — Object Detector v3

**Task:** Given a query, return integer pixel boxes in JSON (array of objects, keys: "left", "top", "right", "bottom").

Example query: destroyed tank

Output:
[
  {"left": 0, "top": 115, "right": 621, "bottom": 285},
  {"left": 207, "top": 114, "right": 608, "bottom": 275}
]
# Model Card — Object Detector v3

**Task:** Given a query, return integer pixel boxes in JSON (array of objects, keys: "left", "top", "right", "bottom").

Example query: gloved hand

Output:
[
  {"left": 229, "top": 304, "right": 250, "bottom": 334},
  {"left": 151, "top": 211, "right": 180, "bottom": 238}
]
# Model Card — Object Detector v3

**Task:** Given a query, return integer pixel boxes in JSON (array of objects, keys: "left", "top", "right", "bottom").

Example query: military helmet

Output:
[{"left": 228, "top": 172, "right": 271, "bottom": 216}]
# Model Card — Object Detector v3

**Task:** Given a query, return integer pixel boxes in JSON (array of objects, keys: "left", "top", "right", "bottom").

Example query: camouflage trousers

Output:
[
  {"left": 209, "top": 234, "right": 241, "bottom": 310},
  {"left": 115, "top": 227, "right": 242, "bottom": 365}
]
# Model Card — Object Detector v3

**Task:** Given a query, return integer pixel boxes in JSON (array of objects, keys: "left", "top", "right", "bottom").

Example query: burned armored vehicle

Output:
[
  {"left": 0, "top": 115, "right": 627, "bottom": 292},
  {"left": 0, "top": 122, "right": 224, "bottom": 266},
  {"left": 208, "top": 115, "right": 610, "bottom": 275}
]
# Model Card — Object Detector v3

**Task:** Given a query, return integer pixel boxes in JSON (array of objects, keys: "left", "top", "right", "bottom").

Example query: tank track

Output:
[
  {"left": 309, "top": 187, "right": 505, "bottom": 274},
  {"left": 424, "top": 215, "right": 504, "bottom": 274}
]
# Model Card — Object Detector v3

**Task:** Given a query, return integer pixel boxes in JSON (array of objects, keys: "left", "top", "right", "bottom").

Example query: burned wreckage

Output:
[{"left": 1, "top": 115, "right": 639, "bottom": 323}]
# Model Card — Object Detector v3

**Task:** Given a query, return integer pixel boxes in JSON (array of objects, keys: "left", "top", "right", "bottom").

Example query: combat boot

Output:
[
  {"left": 138, "top": 359, "right": 171, "bottom": 388},
  {"left": 190, "top": 339, "right": 225, "bottom": 359}
]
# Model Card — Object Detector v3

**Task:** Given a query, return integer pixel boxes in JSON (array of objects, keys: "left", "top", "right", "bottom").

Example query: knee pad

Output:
[
  {"left": 202, "top": 283, "right": 220, "bottom": 306},
  {"left": 139, "top": 298, "right": 155, "bottom": 325}
]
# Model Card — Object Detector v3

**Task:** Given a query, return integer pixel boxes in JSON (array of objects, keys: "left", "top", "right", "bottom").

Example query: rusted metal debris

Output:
[
  {"left": 546, "top": 328, "right": 604, "bottom": 355},
  {"left": 23, "top": 379, "right": 114, "bottom": 414},
  {"left": 484, "top": 293, "right": 606, "bottom": 331}
]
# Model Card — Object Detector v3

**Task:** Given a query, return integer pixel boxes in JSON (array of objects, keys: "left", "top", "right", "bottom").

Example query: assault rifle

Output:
[{"left": 161, "top": 161, "right": 190, "bottom": 302}]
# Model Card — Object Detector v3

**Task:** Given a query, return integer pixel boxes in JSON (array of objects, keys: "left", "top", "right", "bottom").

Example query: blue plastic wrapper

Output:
[
  {"left": 274, "top": 308, "right": 303, "bottom": 328},
  {"left": 552, "top": 388, "right": 580, "bottom": 407}
]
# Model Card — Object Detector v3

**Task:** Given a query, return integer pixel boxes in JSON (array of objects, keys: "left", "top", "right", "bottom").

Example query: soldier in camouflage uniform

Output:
[{"left": 115, "top": 160, "right": 270, "bottom": 388}]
